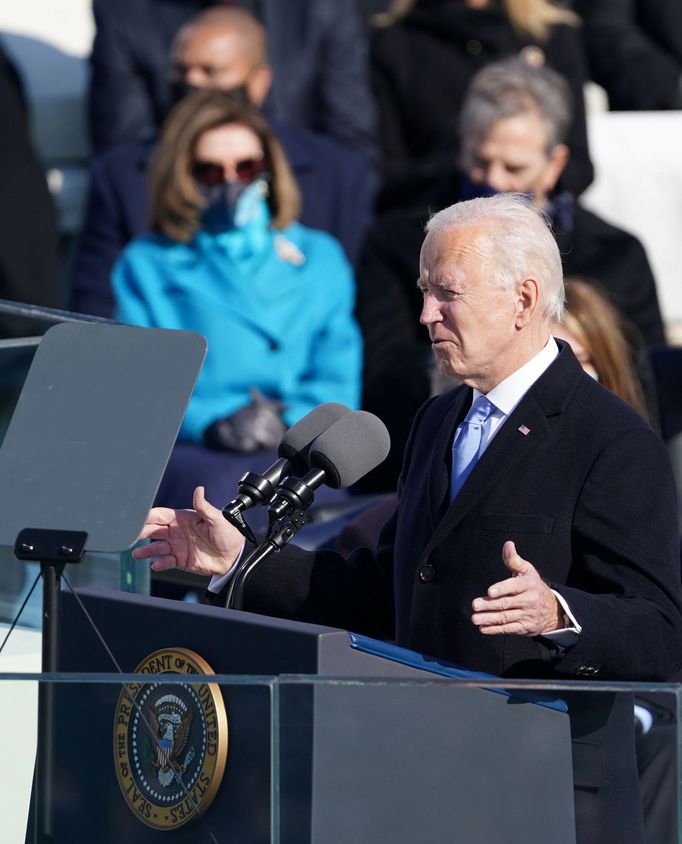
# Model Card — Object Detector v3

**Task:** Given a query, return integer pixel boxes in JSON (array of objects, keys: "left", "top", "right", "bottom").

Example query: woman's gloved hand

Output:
[{"left": 203, "top": 389, "right": 286, "bottom": 453}]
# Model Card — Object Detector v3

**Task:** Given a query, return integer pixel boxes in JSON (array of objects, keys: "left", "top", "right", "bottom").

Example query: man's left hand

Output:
[{"left": 471, "top": 540, "right": 563, "bottom": 635}]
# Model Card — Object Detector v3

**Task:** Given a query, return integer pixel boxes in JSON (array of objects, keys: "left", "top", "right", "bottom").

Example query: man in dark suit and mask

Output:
[
  {"left": 133, "top": 193, "right": 682, "bottom": 844},
  {"left": 71, "top": 6, "right": 375, "bottom": 317},
  {"left": 88, "top": 0, "right": 376, "bottom": 159}
]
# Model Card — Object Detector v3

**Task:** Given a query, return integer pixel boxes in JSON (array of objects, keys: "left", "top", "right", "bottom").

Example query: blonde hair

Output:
[
  {"left": 562, "top": 279, "right": 649, "bottom": 420},
  {"left": 373, "top": 0, "right": 578, "bottom": 42},
  {"left": 504, "top": 0, "right": 578, "bottom": 41},
  {"left": 149, "top": 88, "right": 300, "bottom": 242}
]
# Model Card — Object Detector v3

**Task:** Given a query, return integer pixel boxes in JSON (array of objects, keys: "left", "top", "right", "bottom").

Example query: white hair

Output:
[{"left": 425, "top": 194, "right": 565, "bottom": 322}]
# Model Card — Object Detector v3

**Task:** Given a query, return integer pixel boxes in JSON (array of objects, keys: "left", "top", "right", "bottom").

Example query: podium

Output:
[{"left": 47, "top": 587, "right": 576, "bottom": 844}]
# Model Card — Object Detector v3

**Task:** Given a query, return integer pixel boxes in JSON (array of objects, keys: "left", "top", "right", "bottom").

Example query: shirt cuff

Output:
[
  {"left": 541, "top": 589, "right": 582, "bottom": 648},
  {"left": 207, "top": 537, "right": 247, "bottom": 594},
  {"left": 634, "top": 704, "right": 654, "bottom": 735}
]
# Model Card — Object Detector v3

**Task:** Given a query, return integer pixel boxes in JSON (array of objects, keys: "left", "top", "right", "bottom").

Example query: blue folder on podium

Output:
[{"left": 349, "top": 631, "right": 569, "bottom": 712}]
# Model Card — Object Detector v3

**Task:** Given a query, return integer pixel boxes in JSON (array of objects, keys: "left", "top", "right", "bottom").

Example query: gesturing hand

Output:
[
  {"left": 471, "top": 541, "right": 564, "bottom": 636},
  {"left": 132, "top": 486, "right": 245, "bottom": 578}
]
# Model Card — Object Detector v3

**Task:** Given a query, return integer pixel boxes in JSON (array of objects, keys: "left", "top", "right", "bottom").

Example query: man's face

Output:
[
  {"left": 170, "top": 26, "right": 270, "bottom": 105},
  {"left": 467, "top": 109, "right": 567, "bottom": 207},
  {"left": 419, "top": 224, "right": 526, "bottom": 392}
]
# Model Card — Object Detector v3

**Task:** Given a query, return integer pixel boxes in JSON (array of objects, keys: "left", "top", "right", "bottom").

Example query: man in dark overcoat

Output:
[{"left": 134, "top": 194, "right": 682, "bottom": 844}]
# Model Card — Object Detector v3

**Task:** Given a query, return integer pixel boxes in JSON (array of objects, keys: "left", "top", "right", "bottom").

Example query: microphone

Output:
[
  {"left": 226, "top": 411, "right": 390, "bottom": 609},
  {"left": 222, "top": 402, "right": 352, "bottom": 519},
  {"left": 268, "top": 411, "right": 391, "bottom": 519}
]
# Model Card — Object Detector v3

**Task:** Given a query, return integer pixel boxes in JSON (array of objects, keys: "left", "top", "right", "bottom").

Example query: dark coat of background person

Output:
[
  {"left": 354, "top": 174, "right": 665, "bottom": 490},
  {"left": 88, "top": 0, "right": 377, "bottom": 161},
  {"left": 0, "top": 46, "right": 60, "bottom": 336},
  {"left": 69, "top": 120, "right": 374, "bottom": 318},
  {"left": 213, "top": 342, "right": 682, "bottom": 844},
  {"left": 574, "top": 0, "right": 682, "bottom": 110},
  {"left": 370, "top": 0, "right": 593, "bottom": 202}
]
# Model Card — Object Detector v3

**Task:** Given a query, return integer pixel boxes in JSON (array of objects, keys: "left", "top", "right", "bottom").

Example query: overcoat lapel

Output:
[
  {"left": 426, "top": 394, "right": 551, "bottom": 553},
  {"left": 424, "top": 342, "right": 582, "bottom": 556}
]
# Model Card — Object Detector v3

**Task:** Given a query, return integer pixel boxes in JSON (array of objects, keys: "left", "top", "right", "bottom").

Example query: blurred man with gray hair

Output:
[{"left": 356, "top": 57, "right": 664, "bottom": 491}]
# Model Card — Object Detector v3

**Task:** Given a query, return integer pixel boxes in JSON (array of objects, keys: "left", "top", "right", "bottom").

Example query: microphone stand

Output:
[
  {"left": 221, "top": 458, "right": 290, "bottom": 546},
  {"left": 222, "top": 505, "right": 257, "bottom": 546},
  {"left": 225, "top": 469, "right": 326, "bottom": 610},
  {"left": 224, "top": 507, "right": 308, "bottom": 610}
]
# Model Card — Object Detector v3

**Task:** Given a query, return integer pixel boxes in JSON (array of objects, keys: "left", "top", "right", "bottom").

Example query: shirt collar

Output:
[{"left": 473, "top": 336, "right": 559, "bottom": 418}]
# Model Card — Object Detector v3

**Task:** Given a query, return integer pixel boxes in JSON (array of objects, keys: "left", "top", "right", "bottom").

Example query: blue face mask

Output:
[
  {"left": 459, "top": 174, "right": 498, "bottom": 201},
  {"left": 200, "top": 178, "right": 269, "bottom": 233},
  {"left": 459, "top": 174, "right": 533, "bottom": 206}
]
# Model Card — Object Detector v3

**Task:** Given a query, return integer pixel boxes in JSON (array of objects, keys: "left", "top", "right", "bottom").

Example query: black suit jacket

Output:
[{"left": 229, "top": 342, "right": 682, "bottom": 842}]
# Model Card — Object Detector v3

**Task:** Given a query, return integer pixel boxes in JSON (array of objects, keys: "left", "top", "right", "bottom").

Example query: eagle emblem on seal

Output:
[
  {"left": 114, "top": 647, "right": 228, "bottom": 830},
  {"left": 147, "top": 693, "right": 196, "bottom": 787}
]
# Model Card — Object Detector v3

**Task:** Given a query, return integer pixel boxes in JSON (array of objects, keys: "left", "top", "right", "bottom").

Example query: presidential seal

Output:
[{"left": 113, "top": 648, "right": 228, "bottom": 830}]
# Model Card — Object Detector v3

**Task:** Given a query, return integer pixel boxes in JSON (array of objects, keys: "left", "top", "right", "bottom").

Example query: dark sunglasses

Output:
[{"left": 192, "top": 157, "right": 266, "bottom": 188}]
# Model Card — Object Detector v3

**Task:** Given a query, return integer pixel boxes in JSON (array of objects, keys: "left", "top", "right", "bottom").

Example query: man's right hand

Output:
[{"left": 131, "top": 486, "right": 245, "bottom": 578}]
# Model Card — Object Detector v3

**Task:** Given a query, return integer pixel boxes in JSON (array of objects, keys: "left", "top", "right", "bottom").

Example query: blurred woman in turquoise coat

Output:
[{"left": 112, "top": 89, "right": 362, "bottom": 513}]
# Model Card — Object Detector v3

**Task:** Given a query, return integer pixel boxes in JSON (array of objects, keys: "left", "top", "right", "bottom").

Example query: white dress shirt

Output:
[
  {"left": 467, "top": 334, "right": 560, "bottom": 452},
  {"left": 208, "top": 541, "right": 246, "bottom": 595}
]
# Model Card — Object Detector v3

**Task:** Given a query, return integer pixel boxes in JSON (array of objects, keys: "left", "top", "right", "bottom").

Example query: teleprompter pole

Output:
[{"left": 15, "top": 529, "right": 87, "bottom": 844}]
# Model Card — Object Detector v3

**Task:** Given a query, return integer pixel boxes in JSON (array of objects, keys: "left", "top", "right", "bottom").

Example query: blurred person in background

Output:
[
  {"left": 0, "top": 42, "right": 60, "bottom": 607},
  {"left": 370, "top": 0, "right": 592, "bottom": 208},
  {"left": 574, "top": 0, "right": 682, "bottom": 111},
  {"left": 71, "top": 6, "right": 375, "bottom": 318},
  {"left": 88, "top": 0, "right": 377, "bottom": 160},
  {"left": 356, "top": 57, "right": 663, "bottom": 492},
  {"left": 112, "top": 89, "right": 361, "bottom": 513},
  {"left": 0, "top": 44, "right": 60, "bottom": 338},
  {"left": 552, "top": 278, "right": 651, "bottom": 421},
  {"left": 455, "top": 59, "right": 663, "bottom": 346}
]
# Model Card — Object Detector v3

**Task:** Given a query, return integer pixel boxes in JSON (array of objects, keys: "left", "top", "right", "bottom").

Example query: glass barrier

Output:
[
  {"left": 0, "top": 672, "right": 279, "bottom": 844},
  {"left": 0, "top": 666, "right": 680, "bottom": 844},
  {"left": 0, "top": 552, "right": 150, "bottom": 629}
]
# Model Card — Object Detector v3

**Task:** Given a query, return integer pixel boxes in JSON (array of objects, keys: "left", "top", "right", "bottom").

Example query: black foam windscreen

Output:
[
  {"left": 307, "top": 411, "right": 391, "bottom": 488},
  {"left": 278, "top": 402, "right": 352, "bottom": 475}
]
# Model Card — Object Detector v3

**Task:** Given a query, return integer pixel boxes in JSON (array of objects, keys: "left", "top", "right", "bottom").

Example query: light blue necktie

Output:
[{"left": 450, "top": 396, "right": 496, "bottom": 501}]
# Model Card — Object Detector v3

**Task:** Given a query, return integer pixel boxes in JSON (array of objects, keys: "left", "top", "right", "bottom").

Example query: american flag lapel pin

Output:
[{"left": 518, "top": 424, "right": 531, "bottom": 436}]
